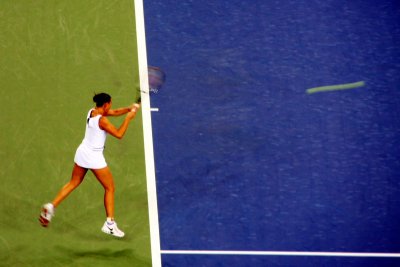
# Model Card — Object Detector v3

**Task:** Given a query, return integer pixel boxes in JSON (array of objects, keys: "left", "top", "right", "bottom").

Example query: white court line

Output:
[
  {"left": 161, "top": 250, "right": 400, "bottom": 258},
  {"left": 134, "top": 0, "right": 162, "bottom": 267},
  {"left": 150, "top": 108, "right": 159, "bottom": 112}
]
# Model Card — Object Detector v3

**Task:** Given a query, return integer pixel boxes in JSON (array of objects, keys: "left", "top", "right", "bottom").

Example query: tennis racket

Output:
[{"left": 136, "top": 66, "right": 166, "bottom": 103}]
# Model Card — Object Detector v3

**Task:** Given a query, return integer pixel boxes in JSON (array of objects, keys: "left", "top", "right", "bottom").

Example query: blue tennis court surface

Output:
[{"left": 143, "top": 0, "right": 400, "bottom": 266}]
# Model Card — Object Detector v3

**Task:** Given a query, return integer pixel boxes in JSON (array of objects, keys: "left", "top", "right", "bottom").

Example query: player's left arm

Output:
[{"left": 106, "top": 104, "right": 136, "bottom": 116}]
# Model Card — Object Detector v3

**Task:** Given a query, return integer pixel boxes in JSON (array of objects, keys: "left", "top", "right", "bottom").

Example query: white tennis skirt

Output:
[{"left": 74, "top": 143, "right": 107, "bottom": 169}]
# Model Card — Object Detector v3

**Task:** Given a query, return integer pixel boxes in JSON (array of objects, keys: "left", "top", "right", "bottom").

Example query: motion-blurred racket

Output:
[{"left": 136, "top": 66, "right": 166, "bottom": 103}]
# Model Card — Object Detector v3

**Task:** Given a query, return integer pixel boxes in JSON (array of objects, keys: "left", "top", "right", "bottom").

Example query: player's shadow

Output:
[
  {"left": 55, "top": 246, "right": 133, "bottom": 258},
  {"left": 54, "top": 245, "right": 151, "bottom": 266}
]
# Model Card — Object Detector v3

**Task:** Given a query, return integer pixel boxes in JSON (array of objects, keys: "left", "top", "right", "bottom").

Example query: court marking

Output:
[
  {"left": 161, "top": 250, "right": 400, "bottom": 258},
  {"left": 150, "top": 107, "right": 159, "bottom": 112},
  {"left": 306, "top": 81, "right": 365, "bottom": 94},
  {"left": 134, "top": 0, "right": 162, "bottom": 267}
]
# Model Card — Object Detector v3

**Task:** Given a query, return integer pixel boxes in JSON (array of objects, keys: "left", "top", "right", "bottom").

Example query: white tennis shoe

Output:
[
  {"left": 39, "top": 203, "right": 55, "bottom": 227},
  {"left": 101, "top": 221, "right": 125, "bottom": 238}
]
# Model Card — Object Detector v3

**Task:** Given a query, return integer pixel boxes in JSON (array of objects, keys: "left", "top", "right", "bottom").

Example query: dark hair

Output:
[{"left": 93, "top": 93, "right": 111, "bottom": 107}]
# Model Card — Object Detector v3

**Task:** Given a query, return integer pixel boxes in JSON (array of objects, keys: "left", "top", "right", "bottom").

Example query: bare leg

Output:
[
  {"left": 91, "top": 167, "right": 115, "bottom": 219},
  {"left": 52, "top": 164, "right": 88, "bottom": 208}
]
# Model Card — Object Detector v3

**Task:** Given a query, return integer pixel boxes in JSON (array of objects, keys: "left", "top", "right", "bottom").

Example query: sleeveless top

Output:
[{"left": 82, "top": 109, "right": 107, "bottom": 151}]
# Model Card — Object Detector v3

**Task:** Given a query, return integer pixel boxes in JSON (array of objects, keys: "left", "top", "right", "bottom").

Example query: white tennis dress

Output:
[{"left": 74, "top": 109, "right": 107, "bottom": 169}]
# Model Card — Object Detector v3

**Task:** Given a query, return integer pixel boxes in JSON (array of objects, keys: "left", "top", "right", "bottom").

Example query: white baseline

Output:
[
  {"left": 161, "top": 250, "right": 400, "bottom": 258},
  {"left": 134, "top": 0, "right": 162, "bottom": 267}
]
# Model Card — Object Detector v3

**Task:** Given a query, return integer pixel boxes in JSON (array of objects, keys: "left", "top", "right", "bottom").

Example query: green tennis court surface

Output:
[{"left": 0, "top": 1, "right": 152, "bottom": 266}]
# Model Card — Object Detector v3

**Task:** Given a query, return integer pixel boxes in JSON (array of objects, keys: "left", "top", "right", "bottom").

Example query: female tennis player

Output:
[{"left": 39, "top": 93, "right": 140, "bottom": 238}]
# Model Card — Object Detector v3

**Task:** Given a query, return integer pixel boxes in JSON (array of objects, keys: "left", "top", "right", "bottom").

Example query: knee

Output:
[
  {"left": 68, "top": 171, "right": 85, "bottom": 187},
  {"left": 68, "top": 178, "right": 82, "bottom": 189},
  {"left": 105, "top": 184, "right": 115, "bottom": 193}
]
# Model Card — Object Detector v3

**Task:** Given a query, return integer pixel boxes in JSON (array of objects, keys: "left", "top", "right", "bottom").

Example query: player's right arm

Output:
[{"left": 99, "top": 105, "right": 140, "bottom": 139}]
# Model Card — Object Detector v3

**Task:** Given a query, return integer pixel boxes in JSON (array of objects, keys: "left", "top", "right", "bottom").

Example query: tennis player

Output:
[{"left": 39, "top": 93, "right": 140, "bottom": 238}]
